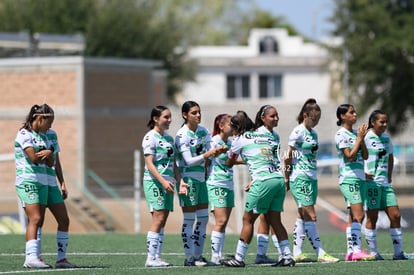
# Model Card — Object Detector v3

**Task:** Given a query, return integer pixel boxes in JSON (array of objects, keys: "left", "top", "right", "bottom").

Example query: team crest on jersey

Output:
[
  {"left": 305, "top": 196, "right": 311, "bottom": 202},
  {"left": 157, "top": 196, "right": 164, "bottom": 206},
  {"left": 32, "top": 138, "right": 39, "bottom": 145},
  {"left": 353, "top": 194, "right": 360, "bottom": 201},
  {"left": 371, "top": 199, "right": 377, "bottom": 206}
]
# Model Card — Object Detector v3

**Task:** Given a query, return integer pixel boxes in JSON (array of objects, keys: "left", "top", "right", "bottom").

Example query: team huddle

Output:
[{"left": 142, "top": 99, "right": 414, "bottom": 268}]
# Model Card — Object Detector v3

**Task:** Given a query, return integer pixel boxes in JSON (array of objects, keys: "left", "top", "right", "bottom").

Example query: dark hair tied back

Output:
[
  {"left": 231, "top": 110, "right": 254, "bottom": 136},
  {"left": 336, "top": 104, "right": 352, "bottom": 126},
  {"left": 297, "top": 98, "right": 320, "bottom": 124},
  {"left": 22, "top": 104, "right": 54, "bottom": 130},
  {"left": 181, "top": 100, "right": 200, "bottom": 126},
  {"left": 254, "top": 105, "right": 274, "bottom": 130},
  {"left": 147, "top": 105, "right": 169, "bottom": 129},
  {"left": 368, "top": 110, "right": 386, "bottom": 129}
]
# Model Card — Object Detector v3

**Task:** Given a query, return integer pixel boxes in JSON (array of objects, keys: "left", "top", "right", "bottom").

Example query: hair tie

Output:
[{"left": 261, "top": 105, "right": 272, "bottom": 116}]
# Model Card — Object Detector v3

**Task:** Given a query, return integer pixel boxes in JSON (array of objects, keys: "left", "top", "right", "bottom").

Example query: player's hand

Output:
[
  {"left": 163, "top": 181, "right": 175, "bottom": 194},
  {"left": 35, "top": 149, "right": 52, "bottom": 161},
  {"left": 60, "top": 182, "right": 68, "bottom": 199},
  {"left": 357, "top": 123, "right": 368, "bottom": 138},
  {"left": 365, "top": 173, "right": 374, "bottom": 181},
  {"left": 179, "top": 181, "right": 189, "bottom": 195},
  {"left": 244, "top": 181, "right": 252, "bottom": 192}
]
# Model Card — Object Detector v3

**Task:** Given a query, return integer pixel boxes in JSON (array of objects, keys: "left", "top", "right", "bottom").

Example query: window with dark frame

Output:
[
  {"left": 259, "top": 36, "right": 279, "bottom": 54},
  {"left": 259, "top": 75, "right": 282, "bottom": 98},
  {"left": 226, "top": 75, "right": 250, "bottom": 99}
]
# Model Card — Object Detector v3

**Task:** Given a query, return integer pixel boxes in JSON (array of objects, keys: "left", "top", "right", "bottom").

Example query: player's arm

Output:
[
  {"left": 145, "top": 154, "right": 174, "bottom": 194},
  {"left": 55, "top": 153, "right": 68, "bottom": 199}
]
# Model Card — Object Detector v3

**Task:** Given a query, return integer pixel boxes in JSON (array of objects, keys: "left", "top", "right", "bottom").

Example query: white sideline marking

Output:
[{"left": 0, "top": 267, "right": 103, "bottom": 274}]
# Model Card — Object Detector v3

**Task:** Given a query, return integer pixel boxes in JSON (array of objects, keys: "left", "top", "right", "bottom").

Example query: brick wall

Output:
[
  {"left": 0, "top": 65, "right": 80, "bottom": 197},
  {"left": 0, "top": 57, "right": 167, "bottom": 199},
  {"left": 84, "top": 68, "right": 157, "bottom": 191},
  {"left": 0, "top": 71, "right": 77, "bottom": 106}
]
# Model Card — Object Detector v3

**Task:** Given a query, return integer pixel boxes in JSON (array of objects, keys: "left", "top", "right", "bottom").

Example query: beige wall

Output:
[
  {"left": 0, "top": 71, "right": 77, "bottom": 107},
  {"left": 84, "top": 68, "right": 157, "bottom": 189},
  {"left": 0, "top": 57, "right": 166, "bottom": 199},
  {"left": 85, "top": 71, "right": 151, "bottom": 107},
  {"left": 0, "top": 66, "right": 80, "bottom": 196}
]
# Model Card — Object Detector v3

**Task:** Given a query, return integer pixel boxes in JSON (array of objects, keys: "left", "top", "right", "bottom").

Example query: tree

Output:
[
  {"left": 235, "top": 9, "right": 301, "bottom": 45},
  {"left": 0, "top": 0, "right": 242, "bottom": 101},
  {"left": 0, "top": 0, "right": 93, "bottom": 34},
  {"left": 330, "top": 0, "right": 414, "bottom": 134},
  {"left": 0, "top": 0, "right": 304, "bottom": 102}
]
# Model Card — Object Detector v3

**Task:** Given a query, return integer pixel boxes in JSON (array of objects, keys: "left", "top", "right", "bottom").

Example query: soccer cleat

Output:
[
  {"left": 194, "top": 256, "right": 215, "bottom": 266},
  {"left": 23, "top": 259, "right": 52, "bottom": 268},
  {"left": 344, "top": 253, "right": 353, "bottom": 261},
  {"left": 184, "top": 256, "right": 195, "bottom": 266},
  {"left": 255, "top": 254, "right": 277, "bottom": 264},
  {"left": 351, "top": 251, "right": 375, "bottom": 261},
  {"left": 272, "top": 256, "right": 295, "bottom": 267},
  {"left": 294, "top": 253, "right": 314, "bottom": 263},
  {"left": 55, "top": 258, "right": 78, "bottom": 268},
  {"left": 145, "top": 257, "right": 161, "bottom": 267},
  {"left": 372, "top": 253, "right": 384, "bottom": 261},
  {"left": 210, "top": 256, "right": 222, "bottom": 265},
  {"left": 318, "top": 253, "right": 340, "bottom": 263},
  {"left": 156, "top": 258, "right": 172, "bottom": 267},
  {"left": 393, "top": 252, "right": 414, "bottom": 260},
  {"left": 145, "top": 257, "right": 172, "bottom": 268},
  {"left": 221, "top": 257, "right": 246, "bottom": 267}
]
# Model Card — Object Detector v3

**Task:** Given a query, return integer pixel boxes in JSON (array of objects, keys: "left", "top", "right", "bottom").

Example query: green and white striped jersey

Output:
[
  {"left": 14, "top": 129, "right": 50, "bottom": 186},
  {"left": 142, "top": 129, "right": 176, "bottom": 183},
  {"left": 335, "top": 127, "right": 365, "bottom": 183},
  {"left": 227, "top": 130, "right": 283, "bottom": 182},
  {"left": 364, "top": 129, "right": 393, "bottom": 186},
  {"left": 206, "top": 135, "right": 233, "bottom": 189},
  {"left": 288, "top": 124, "right": 318, "bottom": 180},
  {"left": 175, "top": 124, "right": 211, "bottom": 182}
]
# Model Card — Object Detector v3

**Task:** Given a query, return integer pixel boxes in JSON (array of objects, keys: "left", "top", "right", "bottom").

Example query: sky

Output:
[{"left": 254, "top": 0, "right": 336, "bottom": 40}]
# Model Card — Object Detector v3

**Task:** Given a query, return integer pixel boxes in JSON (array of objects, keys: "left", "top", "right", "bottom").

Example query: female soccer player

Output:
[
  {"left": 175, "top": 101, "right": 226, "bottom": 266},
  {"left": 207, "top": 113, "right": 238, "bottom": 265},
  {"left": 285, "top": 98, "right": 339, "bottom": 263},
  {"left": 221, "top": 106, "right": 294, "bottom": 268},
  {"left": 15, "top": 104, "right": 55, "bottom": 268},
  {"left": 252, "top": 105, "right": 284, "bottom": 264},
  {"left": 364, "top": 110, "right": 414, "bottom": 260},
  {"left": 335, "top": 104, "right": 374, "bottom": 261},
  {"left": 142, "top": 105, "right": 184, "bottom": 267}
]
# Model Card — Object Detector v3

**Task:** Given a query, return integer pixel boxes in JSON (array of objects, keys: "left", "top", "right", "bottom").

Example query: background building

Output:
[
  {"left": 173, "top": 28, "right": 339, "bottom": 145},
  {"left": 180, "top": 28, "right": 335, "bottom": 105},
  {"left": 0, "top": 29, "right": 413, "bottom": 234},
  {"left": 0, "top": 56, "right": 167, "bottom": 232}
]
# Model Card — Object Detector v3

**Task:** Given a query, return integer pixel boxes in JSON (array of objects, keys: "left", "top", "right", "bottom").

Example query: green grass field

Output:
[{"left": 1, "top": 232, "right": 414, "bottom": 274}]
